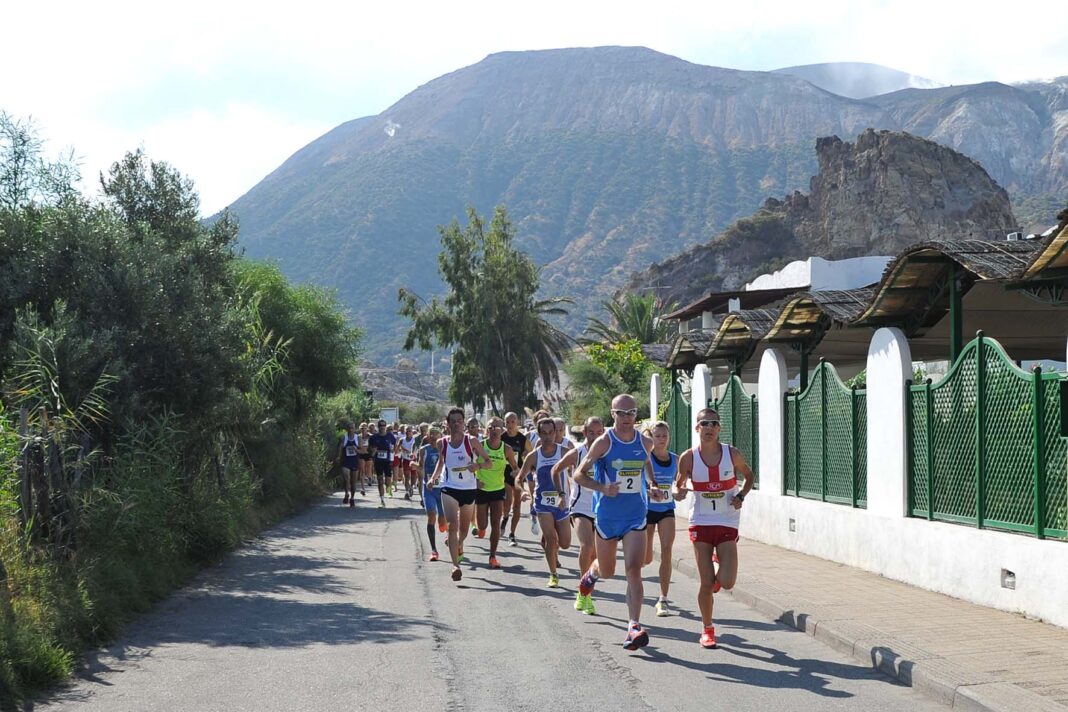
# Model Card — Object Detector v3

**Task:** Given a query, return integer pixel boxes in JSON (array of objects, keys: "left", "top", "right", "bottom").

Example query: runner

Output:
[
  {"left": 357, "top": 422, "right": 373, "bottom": 490},
  {"left": 551, "top": 415, "right": 604, "bottom": 614},
  {"left": 517, "top": 418, "right": 571, "bottom": 588},
  {"left": 368, "top": 420, "right": 397, "bottom": 507},
  {"left": 466, "top": 417, "right": 482, "bottom": 440},
  {"left": 473, "top": 416, "right": 518, "bottom": 568},
  {"left": 644, "top": 421, "right": 678, "bottom": 617},
  {"left": 333, "top": 422, "right": 365, "bottom": 506},
  {"left": 574, "top": 394, "right": 666, "bottom": 650},
  {"left": 501, "top": 412, "right": 531, "bottom": 546},
  {"left": 429, "top": 407, "right": 492, "bottom": 582},
  {"left": 674, "top": 407, "right": 754, "bottom": 648},
  {"left": 398, "top": 425, "right": 418, "bottom": 500},
  {"left": 524, "top": 410, "right": 551, "bottom": 536},
  {"left": 419, "top": 427, "right": 447, "bottom": 561}
]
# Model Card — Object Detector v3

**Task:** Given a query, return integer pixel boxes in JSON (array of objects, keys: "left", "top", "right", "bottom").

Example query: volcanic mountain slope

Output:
[
  {"left": 226, "top": 47, "right": 1063, "bottom": 361},
  {"left": 624, "top": 129, "right": 1018, "bottom": 307}
]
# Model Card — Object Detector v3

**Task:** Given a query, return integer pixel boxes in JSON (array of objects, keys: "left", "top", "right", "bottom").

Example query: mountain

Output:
[
  {"left": 226, "top": 47, "right": 1064, "bottom": 361},
  {"left": 624, "top": 129, "right": 1017, "bottom": 306},
  {"left": 773, "top": 62, "right": 941, "bottom": 99}
]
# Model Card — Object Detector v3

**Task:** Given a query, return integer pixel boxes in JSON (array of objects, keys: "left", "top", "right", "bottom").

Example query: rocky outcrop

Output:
[
  {"left": 358, "top": 367, "right": 449, "bottom": 406},
  {"left": 625, "top": 130, "right": 1017, "bottom": 306}
]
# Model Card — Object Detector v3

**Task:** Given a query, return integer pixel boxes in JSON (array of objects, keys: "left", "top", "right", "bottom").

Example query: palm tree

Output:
[
  {"left": 496, "top": 295, "right": 573, "bottom": 413},
  {"left": 583, "top": 293, "right": 677, "bottom": 345}
]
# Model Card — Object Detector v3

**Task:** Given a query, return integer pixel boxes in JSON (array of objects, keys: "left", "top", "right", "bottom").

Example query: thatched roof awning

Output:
[
  {"left": 665, "top": 329, "right": 716, "bottom": 369},
  {"left": 640, "top": 343, "right": 673, "bottom": 368},
  {"left": 854, "top": 239, "right": 1045, "bottom": 331},
  {"left": 766, "top": 287, "right": 875, "bottom": 342},
  {"left": 1020, "top": 223, "right": 1068, "bottom": 280},
  {"left": 709, "top": 309, "right": 778, "bottom": 358},
  {"left": 665, "top": 286, "right": 802, "bottom": 321}
]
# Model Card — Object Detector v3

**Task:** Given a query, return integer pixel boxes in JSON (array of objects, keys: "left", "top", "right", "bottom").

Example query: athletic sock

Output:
[
  {"left": 629, "top": 620, "right": 640, "bottom": 630},
  {"left": 427, "top": 524, "right": 437, "bottom": 550}
]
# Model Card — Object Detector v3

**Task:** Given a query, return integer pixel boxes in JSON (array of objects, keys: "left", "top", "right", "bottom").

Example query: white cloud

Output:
[{"left": 4, "top": 0, "right": 1067, "bottom": 212}]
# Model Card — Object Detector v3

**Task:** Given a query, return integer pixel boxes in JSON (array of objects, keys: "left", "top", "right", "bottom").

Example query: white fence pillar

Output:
[
  {"left": 757, "top": 348, "right": 788, "bottom": 496},
  {"left": 866, "top": 327, "right": 912, "bottom": 518},
  {"left": 690, "top": 364, "right": 711, "bottom": 432},
  {"left": 649, "top": 372, "right": 661, "bottom": 421}
]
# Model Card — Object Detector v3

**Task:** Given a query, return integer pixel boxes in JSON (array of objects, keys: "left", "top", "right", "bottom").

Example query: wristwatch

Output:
[{"left": 735, "top": 493, "right": 746, "bottom": 502}]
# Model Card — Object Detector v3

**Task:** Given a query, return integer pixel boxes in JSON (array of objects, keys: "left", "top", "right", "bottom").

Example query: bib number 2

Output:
[{"left": 617, "top": 470, "right": 641, "bottom": 493}]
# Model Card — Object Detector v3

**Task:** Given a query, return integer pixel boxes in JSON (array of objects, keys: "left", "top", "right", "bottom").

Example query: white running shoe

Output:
[{"left": 530, "top": 517, "right": 540, "bottom": 535}]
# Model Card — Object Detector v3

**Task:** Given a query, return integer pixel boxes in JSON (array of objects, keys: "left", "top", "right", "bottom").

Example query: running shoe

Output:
[
  {"left": 579, "top": 570, "right": 598, "bottom": 596},
  {"left": 451, "top": 566, "right": 462, "bottom": 582},
  {"left": 378, "top": 497, "right": 386, "bottom": 508},
  {"left": 530, "top": 517, "right": 540, "bottom": 535},
  {"left": 488, "top": 556, "right": 501, "bottom": 570},
  {"left": 547, "top": 573, "right": 559, "bottom": 588},
  {"left": 404, "top": 492, "right": 412, "bottom": 501},
  {"left": 343, "top": 494, "right": 350, "bottom": 504},
  {"left": 349, "top": 498, "right": 355, "bottom": 508},
  {"left": 508, "top": 533, "right": 518, "bottom": 547},
  {"left": 438, "top": 521, "right": 447, "bottom": 533},
  {"left": 581, "top": 595, "right": 596, "bottom": 616},
  {"left": 574, "top": 592, "right": 584, "bottom": 610},
  {"left": 360, "top": 490, "right": 366, "bottom": 496},
  {"left": 623, "top": 626, "right": 649, "bottom": 651},
  {"left": 477, "top": 528, "right": 486, "bottom": 538},
  {"left": 700, "top": 626, "right": 717, "bottom": 649},
  {"left": 655, "top": 599, "right": 670, "bottom": 617},
  {"left": 429, "top": 551, "right": 439, "bottom": 562},
  {"left": 712, "top": 552, "right": 722, "bottom": 593}
]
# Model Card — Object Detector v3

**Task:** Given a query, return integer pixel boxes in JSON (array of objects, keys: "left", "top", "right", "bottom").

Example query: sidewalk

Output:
[{"left": 655, "top": 518, "right": 1068, "bottom": 712}]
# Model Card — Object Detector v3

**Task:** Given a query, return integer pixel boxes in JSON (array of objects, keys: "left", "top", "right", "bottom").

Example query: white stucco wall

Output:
[
  {"left": 745, "top": 255, "right": 892, "bottom": 292},
  {"left": 757, "top": 348, "right": 788, "bottom": 497},
  {"left": 867, "top": 328, "right": 911, "bottom": 518},
  {"left": 739, "top": 495, "right": 1068, "bottom": 629}
]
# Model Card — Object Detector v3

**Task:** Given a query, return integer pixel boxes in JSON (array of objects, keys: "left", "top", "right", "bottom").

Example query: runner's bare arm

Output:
[
  {"left": 517, "top": 450, "right": 537, "bottom": 481},
  {"left": 504, "top": 444, "right": 519, "bottom": 472},
  {"left": 550, "top": 447, "right": 579, "bottom": 480},
  {"left": 729, "top": 445, "right": 754, "bottom": 506},
  {"left": 639, "top": 431, "right": 662, "bottom": 500},
  {"left": 471, "top": 438, "right": 492, "bottom": 470},
  {"left": 674, "top": 450, "right": 693, "bottom": 500},
  {"left": 573, "top": 433, "right": 611, "bottom": 492}
]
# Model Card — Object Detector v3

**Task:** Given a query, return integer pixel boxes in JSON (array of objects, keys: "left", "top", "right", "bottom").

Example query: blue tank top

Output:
[
  {"left": 593, "top": 429, "right": 649, "bottom": 522},
  {"left": 647, "top": 451, "right": 677, "bottom": 512},
  {"left": 421, "top": 444, "right": 441, "bottom": 483}
]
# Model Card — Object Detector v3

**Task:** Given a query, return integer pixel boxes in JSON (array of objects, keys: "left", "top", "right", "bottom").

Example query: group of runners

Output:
[{"left": 333, "top": 393, "right": 754, "bottom": 652}]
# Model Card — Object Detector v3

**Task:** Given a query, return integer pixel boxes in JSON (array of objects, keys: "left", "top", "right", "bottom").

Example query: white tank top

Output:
[
  {"left": 399, "top": 436, "right": 415, "bottom": 459},
  {"left": 569, "top": 443, "right": 595, "bottom": 517},
  {"left": 688, "top": 443, "right": 741, "bottom": 528},
  {"left": 442, "top": 436, "right": 477, "bottom": 490}
]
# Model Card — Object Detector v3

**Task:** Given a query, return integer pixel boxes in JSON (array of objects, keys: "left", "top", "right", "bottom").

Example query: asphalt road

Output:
[{"left": 37, "top": 493, "right": 944, "bottom": 711}]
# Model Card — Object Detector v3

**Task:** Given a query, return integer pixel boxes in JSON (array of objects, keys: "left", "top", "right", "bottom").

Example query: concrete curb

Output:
[{"left": 658, "top": 551, "right": 1067, "bottom": 712}]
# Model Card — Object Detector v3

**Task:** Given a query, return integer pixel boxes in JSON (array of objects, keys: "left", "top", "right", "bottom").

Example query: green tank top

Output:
[{"left": 478, "top": 440, "right": 508, "bottom": 492}]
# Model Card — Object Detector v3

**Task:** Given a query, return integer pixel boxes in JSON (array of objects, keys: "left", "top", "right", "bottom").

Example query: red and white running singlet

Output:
[{"left": 688, "top": 443, "right": 741, "bottom": 528}]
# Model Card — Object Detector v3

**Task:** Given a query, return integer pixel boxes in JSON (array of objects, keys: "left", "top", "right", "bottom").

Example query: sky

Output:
[{"left": 5, "top": 0, "right": 1068, "bottom": 216}]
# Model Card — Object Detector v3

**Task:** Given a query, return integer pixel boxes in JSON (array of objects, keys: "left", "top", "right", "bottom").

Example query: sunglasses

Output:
[
  {"left": 698, "top": 420, "right": 720, "bottom": 428},
  {"left": 611, "top": 408, "right": 639, "bottom": 417}
]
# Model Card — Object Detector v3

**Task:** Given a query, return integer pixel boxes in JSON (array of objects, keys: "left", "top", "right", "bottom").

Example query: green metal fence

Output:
[
  {"left": 784, "top": 360, "right": 867, "bottom": 507},
  {"left": 714, "top": 376, "right": 760, "bottom": 489},
  {"left": 666, "top": 380, "right": 691, "bottom": 455},
  {"left": 907, "top": 333, "right": 1067, "bottom": 539}
]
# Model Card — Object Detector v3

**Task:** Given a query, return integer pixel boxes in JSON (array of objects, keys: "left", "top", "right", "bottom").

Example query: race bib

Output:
[
  {"left": 701, "top": 491, "right": 725, "bottom": 500},
  {"left": 345, "top": 446, "right": 357, "bottom": 457},
  {"left": 617, "top": 470, "right": 642, "bottom": 494},
  {"left": 376, "top": 451, "right": 389, "bottom": 459},
  {"left": 540, "top": 491, "right": 561, "bottom": 508},
  {"left": 656, "top": 483, "right": 672, "bottom": 501}
]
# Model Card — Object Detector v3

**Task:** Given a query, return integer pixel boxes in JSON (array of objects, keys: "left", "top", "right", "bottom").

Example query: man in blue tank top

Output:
[{"left": 574, "top": 394, "right": 666, "bottom": 651}]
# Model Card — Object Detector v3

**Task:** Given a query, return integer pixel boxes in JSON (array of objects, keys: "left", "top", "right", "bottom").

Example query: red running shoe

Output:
[
  {"left": 477, "top": 528, "right": 486, "bottom": 538},
  {"left": 700, "top": 626, "right": 717, "bottom": 649},
  {"left": 429, "top": 551, "right": 439, "bottom": 562},
  {"left": 438, "top": 521, "right": 447, "bottom": 533},
  {"left": 623, "top": 626, "right": 649, "bottom": 651},
  {"left": 488, "top": 556, "right": 501, "bottom": 569}
]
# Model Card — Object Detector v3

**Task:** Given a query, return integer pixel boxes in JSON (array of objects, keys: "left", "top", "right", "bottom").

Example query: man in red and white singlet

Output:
[{"left": 674, "top": 406, "right": 754, "bottom": 649}]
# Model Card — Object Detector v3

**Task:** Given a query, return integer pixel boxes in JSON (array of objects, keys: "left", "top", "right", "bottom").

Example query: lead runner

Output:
[{"left": 573, "top": 393, "right": 666, "bottom": 650}]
